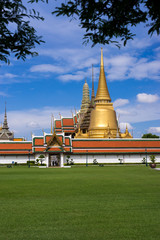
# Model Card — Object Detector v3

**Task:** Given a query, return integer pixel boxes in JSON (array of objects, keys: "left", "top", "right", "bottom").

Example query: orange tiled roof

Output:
[
  {"left": 47, "top": 147, "right": 63, "bottom": 152},
  {"left": 55, "top": 120, "right": 62, "bottom": 128},
  {"left": 34, "top": 147, "right": 45, "bottom": 152},
  {"left": 64, "top": 147, "right": 71, "bottom": 152},
  {"left": 72, "top": 140, "right": 160, "bottom": 148},
  {"left": 62, "top": 118, "right": 74, "bottom": 126},
  {"left": 34, "top": 138, "right": 44, "bottom": 146},
  {"left": 0, "top": 142, "right": 32, "bottom": 150},
  {"left": 72, "top": 149, "right": 160, "bottom": 153},
  {"left": 63, "top": 129, "right": 75, "bottom": 132}
]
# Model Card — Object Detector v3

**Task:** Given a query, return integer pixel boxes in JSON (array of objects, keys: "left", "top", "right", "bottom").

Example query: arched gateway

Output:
[
  {"left": 49, "top": 154, "right": 60, "bottom": 167},
  {"left": 45, "top": 132, "right": 65, "bottom": 167}
]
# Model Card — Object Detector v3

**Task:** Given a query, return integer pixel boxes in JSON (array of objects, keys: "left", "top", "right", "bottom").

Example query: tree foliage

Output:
[
  {"left": 0, "top": 0, "right": 44, "bottom": 64},
  {"left": 52, "top": 0, "right": 160, "bottom": 47},
  {"left": 142, "top": 133, "right": 159, "bottom": 138},
  {"left": 1, "top": 0, "right": 160, "bottom": 64}
]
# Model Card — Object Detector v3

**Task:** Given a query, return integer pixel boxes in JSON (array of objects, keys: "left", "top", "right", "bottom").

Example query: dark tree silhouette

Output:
[
  {"left": 1, "top": 0, "right": 160, "bottom": 64},
  {"left": 52, "top": 0, "right": 160, "bottom": 46},
  {"left": 0, "top": 0, "right": 44, "bottom": 64},
  {"left": 142, "top": 133, "right": 159, "bottom": 138}
]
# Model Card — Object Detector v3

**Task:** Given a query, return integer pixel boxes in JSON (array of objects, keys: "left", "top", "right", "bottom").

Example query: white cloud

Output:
[
  {"left": 104, "top": 55, "right": 136, "bottom": 81},
  {"left": 137, "top": 93, "right": 159, "bottom": 103},
  {"left": 38, "top": 48, "right": 99, "bottom": 69},
  {"left": 131, "top": 60, "right": 160, "bottom": 80},
  {"left": 5, "top": 106, "right": 74, "bottom": 138},
  {"left": 148, "top": 127, "right": 160, "bottom": 134},
  {"left": 116, "top": 109, "right": 130, "bottom": 116},
  {"left": 58, "top": 71, "right": 86, "bottom": 82},
  {"left": 30, "top": 48, "right": 100, "bottom": 82},
  {"left": 101, "top": 54, "right": 160, "bottom": 81},
  {"left": 113, "top": 98, "right": 129, "bottom": 108},
  {"left": 0, "top": 73, "right": 21, "bottom": 85},
  {"left": 116, "top": 101, "right": 160, "bottom": 123},
  {"left": 0, "top": 92, "right": 9, "bottom": 97},
  {"left": 26, "top": 121, "right": 40, "bottom": 128},
  {"left": 128, "top": 37, "right": 153, "bottom": 49},
  {"left": 32, "top": 50, "right": 160, "bottom": 83},
  {"left": 4, "top": 73, "right": 17, "bottom": 78},
  {"left": 30, "top": 64, "right": 64, "bottom": 73}
]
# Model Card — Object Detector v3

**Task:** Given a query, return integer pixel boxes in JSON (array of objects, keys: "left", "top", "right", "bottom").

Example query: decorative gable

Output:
[{"left": 46, "top": 132, "right": 64, "bottom": 152}]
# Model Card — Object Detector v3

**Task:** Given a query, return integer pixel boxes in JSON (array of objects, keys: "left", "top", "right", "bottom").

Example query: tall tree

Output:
[
  {"left": 1, "top": 0, "right": 160, "bottom": 64},
  {"left": 52, "top": 0, "right": 160, "bottom": 47},
  {"left": 0, "top": 0, "right": 44, "bottom": 64}
]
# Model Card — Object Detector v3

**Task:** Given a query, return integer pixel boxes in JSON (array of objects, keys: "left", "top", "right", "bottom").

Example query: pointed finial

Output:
[
  {"left": 52, "top": 114, "right": 54, "bottom": 133},
  {"left": 95, "top": 48, "right": 111, "bottom": 102},
  {"left": 53, "top": 124, "right": 56, "bottom": 134},
  {"left": 3, "top": 101, "right": 9, "bottom": 130},
  {"left": 5, "top": 101, "right": 7, "bottom": 116},
  {"left": 92, "top": 64, "right": 94, "bottom": 91},
  {"left": 71, "top": 110, "right": 74, "bottom": 118},
  {"left": 85, "top": 78, "right": 87, "bottom": 83},
  {"left": 51, "top": 114, "right": 53, "bottom": 134},
  {"left": 101, "top": 48, "right": 104, "bottom": 67},
  {"left": 125, "top": 124, "right": 129, "bottom": 134}
]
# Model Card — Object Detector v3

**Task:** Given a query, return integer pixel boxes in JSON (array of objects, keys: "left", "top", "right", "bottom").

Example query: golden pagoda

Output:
[
  {"left": 88, "top": 48, "right": 119, "bottom": 138},
  {"left": 78, "top": 66, "right": 95, "bottom": 134},
  {"left": 75, "top": 48, "right": 132, "bottom": 139},
  {"left": 80, "top": 79, "right": 90, "bottom": 115}
]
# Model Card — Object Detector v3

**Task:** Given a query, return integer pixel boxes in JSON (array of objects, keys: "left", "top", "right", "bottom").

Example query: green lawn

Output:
[{"left": 0, "top": 166, "right": 160, "bottom": 240}]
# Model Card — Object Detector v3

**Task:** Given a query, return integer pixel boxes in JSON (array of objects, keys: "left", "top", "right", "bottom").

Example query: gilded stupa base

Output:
[
  {"left": 75, "top": 127, "right": 132, "bottom": 139},
  {"left": 88, "top": 128, "right": 117, "bottom": 138}
]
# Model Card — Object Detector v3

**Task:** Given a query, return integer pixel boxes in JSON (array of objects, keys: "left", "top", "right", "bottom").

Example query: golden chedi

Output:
[
  {"left": 88, "top": 48, "right": 119, "bottom": 138},
  {"left": 80, "top": 79, "right": 90, "bottom": 115}
]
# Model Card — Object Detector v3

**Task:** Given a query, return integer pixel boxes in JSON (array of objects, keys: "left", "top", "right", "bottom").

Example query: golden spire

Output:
[
  {"left": 91, "top": 64, "right": 95, "bottom": 105},
  {"left": 51, "top": 115, "right": 53, "bottom": 134},
  {"left": 125, "top": 124, "right": 129, "bottom": 134},
  {"left": 95, "top": 48, "right": 111, "bottom": 102}
]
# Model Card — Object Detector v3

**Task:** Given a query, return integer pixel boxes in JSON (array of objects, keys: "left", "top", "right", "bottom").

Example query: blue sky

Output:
[{"left": 0, "top": 1, "right": 160, "bottom": 139}]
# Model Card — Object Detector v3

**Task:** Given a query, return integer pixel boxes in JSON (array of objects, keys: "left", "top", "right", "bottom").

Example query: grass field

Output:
[{"left": 0, "top": 165, "right": 160, "bottom": 240}]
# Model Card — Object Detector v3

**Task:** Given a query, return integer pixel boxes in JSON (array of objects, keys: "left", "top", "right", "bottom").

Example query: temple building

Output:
[
  {"left": 0, "top": 49, "right": 159, "bottom": 166},
  {"left": 0, "top": 104, "right": 14, "bottom": 141}
]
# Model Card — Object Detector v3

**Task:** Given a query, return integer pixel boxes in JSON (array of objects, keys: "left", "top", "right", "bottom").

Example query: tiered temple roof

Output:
[
  {"left": 0, "top": 104, "right": 14, "bottom": 140},
  {"left": 0, "top": 136, "right": 159, "bottom": 155}
]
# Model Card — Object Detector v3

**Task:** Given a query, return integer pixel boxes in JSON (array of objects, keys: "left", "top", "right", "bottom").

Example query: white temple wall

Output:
[
  {"left": 64, "top": 153, "right": 160, "bottom": 164},
  {"left": 0, "top": 155, "right": 34, "bottom": 164},
  {"left": 0, "top": 152, "right": 160, "bottom": 165}
]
